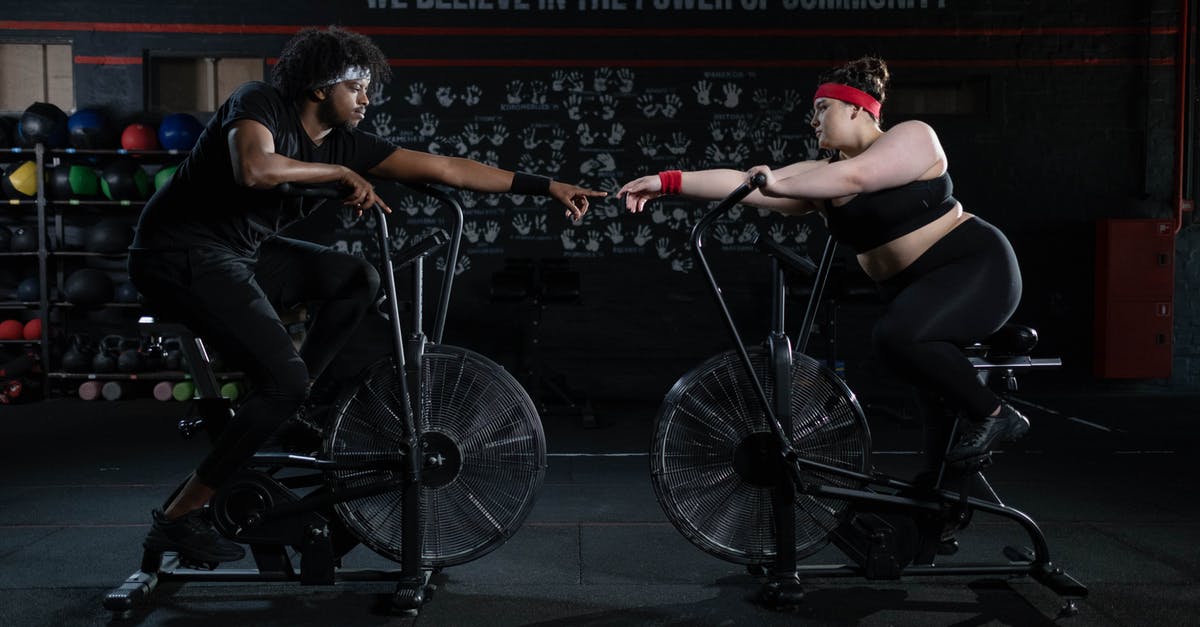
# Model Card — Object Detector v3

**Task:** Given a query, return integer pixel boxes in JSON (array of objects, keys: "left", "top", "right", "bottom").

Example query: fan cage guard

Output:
[
  {"left": 328, "top": 344, "right": 546, "bottom": 567},
  {"left": 652, "top": 348, "right": 871, "bottom": 565}
]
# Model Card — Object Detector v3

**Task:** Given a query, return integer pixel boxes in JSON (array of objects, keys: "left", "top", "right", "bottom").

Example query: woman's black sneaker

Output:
[
  {"left": 946, "top": 403, "right": 1030, "bottom": 467},
  {"left": 144, "top": 508, "right": 245, "bottom": 563}
]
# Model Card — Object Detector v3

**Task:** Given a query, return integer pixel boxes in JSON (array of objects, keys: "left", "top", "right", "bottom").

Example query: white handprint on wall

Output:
[
  {"left": 633, "top": 225, "right": 652, "bottom": 247},
  {"left": 463, "top": 85, "right": 482, "bottom": 106},
  {"left": 605, "top": 223, "right": 624, "bottom": 244},
  {"left": 404, "top": 83, "right": 426, "bottom": 106},
  {"left": 417, "top": 113, "right": 438, "bottom": 138},
  {"left": 484, "top": 221, "right": 501, "bottom": 243},
  {"left": 722, "top": 83, "right": 742, "bottom": 109},
  {"left": 616, "top": 69, "right": 635, "bottom": 93},
  {"left": 506, "top": 80, "right": 524, "bottom": 104}
]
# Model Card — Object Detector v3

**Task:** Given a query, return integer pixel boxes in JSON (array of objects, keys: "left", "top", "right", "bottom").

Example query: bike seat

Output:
[
  {"left": 137, "top": 315, "right": 195, "bottom": 339},
  {"left": 960, "top": 324, "right": 1039, "bottom": 358}
]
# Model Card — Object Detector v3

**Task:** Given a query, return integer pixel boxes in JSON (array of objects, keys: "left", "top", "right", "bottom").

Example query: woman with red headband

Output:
[{"left": 618, "top": 56, "right": 1026, "bottom": 474}]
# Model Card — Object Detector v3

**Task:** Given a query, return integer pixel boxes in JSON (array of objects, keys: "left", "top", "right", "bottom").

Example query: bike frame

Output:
[
  {"left": 259, "top": 183, "right": 464, "bottom": 585},
  {"left": 688, "top": 180, "right": 1062, "bottom": 579}
]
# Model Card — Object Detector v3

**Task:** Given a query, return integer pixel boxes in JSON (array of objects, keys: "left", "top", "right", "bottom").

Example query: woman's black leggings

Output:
[
  {"left": 129, "top": 236, "right": 380, "bottom": 488},
  {"left": 871, "top": 217, "right": 1022, "bottom": 466}
]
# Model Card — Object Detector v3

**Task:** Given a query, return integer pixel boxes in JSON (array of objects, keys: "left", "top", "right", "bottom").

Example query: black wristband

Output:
[{"left": 510, "top": 172, "right": 552, "bottom": 196}]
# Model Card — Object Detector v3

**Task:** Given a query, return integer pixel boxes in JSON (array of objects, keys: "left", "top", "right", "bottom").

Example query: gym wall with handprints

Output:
[{"left": 326, "top": 67, "right": 826, "bottom": 276}]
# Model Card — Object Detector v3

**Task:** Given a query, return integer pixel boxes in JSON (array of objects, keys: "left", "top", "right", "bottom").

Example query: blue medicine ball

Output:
[
  {"left": 17, "top": 277, "right": 40, "bottom": 302},
  {"left": 67, "top": 108, "right": 111, "bottom": 149},
  {"left": 157, "top": 113, "right": 204, "bottom": 151}
]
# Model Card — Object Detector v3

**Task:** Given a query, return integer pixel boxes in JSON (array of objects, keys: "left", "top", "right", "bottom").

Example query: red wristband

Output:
[{"left": 658, "top": 170, "right": 682, "bottom": 195}]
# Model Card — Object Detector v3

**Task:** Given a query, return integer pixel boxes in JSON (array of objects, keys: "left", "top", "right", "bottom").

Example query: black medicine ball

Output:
[
  {"left": 113, "top": 281, "right": 140, "bottom": 304},
  {"left": 99, "top": 159, "right": 151, "bottom": 201},
  {"left": 64, "top": 268, "right": 114, "bottom": 306},
  {"left": 10, "top": 227, "right": 39, "bottom": 253},
  {"left": 49, "top": 165, "right": 102, "bottom": 199},
  {"left": 0, "top": 226, "right": 10, "bottom": 252},
  {"left": 18, "top": 102, "right": 69, "bottom": 148},
  {"left": 85, "top": 219, "right": 134, "bottom": 254}
]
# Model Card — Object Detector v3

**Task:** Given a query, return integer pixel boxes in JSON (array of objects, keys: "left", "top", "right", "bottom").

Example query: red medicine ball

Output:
[
  {"left": 121, "top": 123, "right": 159, "bottom": 151},
  {"left": 23, "top": 318, "right": 42, "bottom": 341},
  {"left": 0, "top": 319, "right": 24, "bottom": 341}
]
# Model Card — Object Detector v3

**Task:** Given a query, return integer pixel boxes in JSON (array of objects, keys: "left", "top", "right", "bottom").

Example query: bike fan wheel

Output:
[
  {"left": 651, "top": 348, "right": 870, "bottom": 565},
  {"left": 327, "top": 344, "right": 546, "bottom": 567}
]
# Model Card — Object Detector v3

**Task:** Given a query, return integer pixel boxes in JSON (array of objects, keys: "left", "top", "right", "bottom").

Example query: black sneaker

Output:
[
  {"left": 946, "top": 403, "right": 1030, "bottom": 466},
  {"left": 144, "top": 508, "right": 245, "bottom": 563}
]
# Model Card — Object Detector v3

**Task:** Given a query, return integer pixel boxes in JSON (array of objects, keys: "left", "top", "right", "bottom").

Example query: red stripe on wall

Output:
[
  {"left": 0, "top": 20, "right": 1182, "bottom": 39},
  {"left": 0, "top": 20, "right": 300, "bottom": 35},
  {"left": 64, "top": 55, "right": 1174, "bottom": 69},
  {"left": 74, "top": 55, "right": 141, "bottom": 65},
  {"left": 385, "top": 57, "right": 1177, "bottom": 68}
]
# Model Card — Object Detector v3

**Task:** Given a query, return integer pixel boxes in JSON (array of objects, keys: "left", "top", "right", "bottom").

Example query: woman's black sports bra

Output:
[{"left": 823, "top": 170, "right": 958, "bottom": 253}]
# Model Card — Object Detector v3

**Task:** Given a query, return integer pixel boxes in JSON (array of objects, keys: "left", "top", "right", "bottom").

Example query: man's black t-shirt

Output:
[{"left": 132, "top": 81, "right": 396, "bottom": 256}]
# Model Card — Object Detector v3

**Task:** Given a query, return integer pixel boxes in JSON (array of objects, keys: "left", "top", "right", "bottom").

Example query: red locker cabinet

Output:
[{"left": 1094, "top": 219, "right": 1175, "bottom": 378}]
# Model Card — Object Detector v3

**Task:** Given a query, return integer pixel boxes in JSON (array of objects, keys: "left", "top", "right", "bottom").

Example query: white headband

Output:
[{"left": 311, "top": 65, "right": 371, "bottom": 90}]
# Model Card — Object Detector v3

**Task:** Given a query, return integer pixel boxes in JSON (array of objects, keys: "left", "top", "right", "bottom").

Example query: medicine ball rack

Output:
[
  {"left": 0, "top": 144, "right": 50, "bottom": 380},
  {"left": 1, "top": 142, "right": 221, "bottom": 398}
]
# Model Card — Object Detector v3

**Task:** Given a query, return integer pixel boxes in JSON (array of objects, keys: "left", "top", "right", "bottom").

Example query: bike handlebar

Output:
[
  {"left": 689, "top": 173, "right": 767, "bottom": 252},
  {"left": 275, "top": 182, "right": 345, "bottom": 200}
]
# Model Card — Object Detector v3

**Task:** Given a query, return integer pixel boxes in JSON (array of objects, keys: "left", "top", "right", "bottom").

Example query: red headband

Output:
[{"left": 813, "top": 83, "right": 882, "bottom": 118}]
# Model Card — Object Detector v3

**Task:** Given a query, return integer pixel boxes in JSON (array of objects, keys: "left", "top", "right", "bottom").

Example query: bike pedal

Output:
[
  {"left": 937, "top": 536, "right": 960, "bottom": 555},
  {"left": 760, "top": 578, "right": 805, "bottom": 608},
  {"left": 952, "top": 452, "right": 993, "bottom": 471},
  {"left": 178, "top": 557, "right": 219, "bottom": 571}
]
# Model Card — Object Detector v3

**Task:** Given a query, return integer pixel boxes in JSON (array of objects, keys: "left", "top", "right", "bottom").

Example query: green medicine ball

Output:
[
  {"left": 154, "top": 164, "right": 178, "bottom": 191},
  {"left": 99, "top": 159, "right": 151, "bottom": 201},
  {"left": 49, "top": 164, "right": 102, "bottom": 199}
]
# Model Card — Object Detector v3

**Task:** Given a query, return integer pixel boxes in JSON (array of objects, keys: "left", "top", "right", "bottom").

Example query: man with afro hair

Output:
[{"left": 130, "top": 26, "right": 603, "bottom": 563}]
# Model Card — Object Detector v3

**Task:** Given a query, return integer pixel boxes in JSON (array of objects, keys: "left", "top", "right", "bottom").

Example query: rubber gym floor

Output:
[{"left": 1, "top": 389, "right": 1197, "bottom": 626}]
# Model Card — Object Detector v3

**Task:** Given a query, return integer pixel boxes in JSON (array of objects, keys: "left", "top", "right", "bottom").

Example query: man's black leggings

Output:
[
  {"left": 129, "top": 236, "right": 380, "bottom": 488},
  {"left": 871, "top": 217, "right": 1022, "bottom": 466}
]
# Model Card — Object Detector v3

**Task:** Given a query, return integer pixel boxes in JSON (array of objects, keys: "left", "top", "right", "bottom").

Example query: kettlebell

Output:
[
  {"left": 165, "top": 349, "right": 183, "bottom": 371},
  {"left": 117, "top": 347, "right": 142, "bottom": 373},
  {"left": 92, "top": 351, "right": 116, "bottom": 374},
  {"left": 62, "top": 335, "right": 95, "bottom": 373},
  {"left": 142, "top": 342, "right": 165, "bottom": 371},
  {"left": 92, "top": 335, "right": 123, "bottom": 373},
  {"left": 162, "top": 338, "right": 183, "bottom": 371},
  {"left": 116, "top": 336, "right": 143, "bottom": 373}
]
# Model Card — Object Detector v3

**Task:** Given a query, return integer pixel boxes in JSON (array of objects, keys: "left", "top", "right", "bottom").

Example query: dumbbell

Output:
[
  {"left": 173, "top": 380, "right": 195, "bottom": 402},
  {"left": 78, "top": 380, "right": 102, "bottom": 401},
  {"left": 220, "top": 381, "right": 243, "bottom": 401},
  {"left": 101, "top": 381, "right": 123, "bottom": 401},
  {"left": 152, "top": 380, "right": 174, "bottom": 401},
  {"left": 79, "top": 380, "right": 126, "bottom": 400}
]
